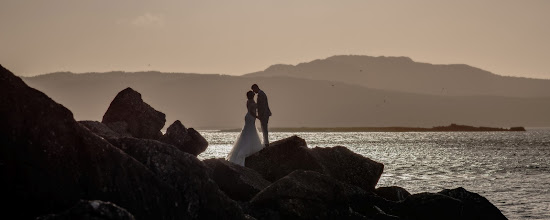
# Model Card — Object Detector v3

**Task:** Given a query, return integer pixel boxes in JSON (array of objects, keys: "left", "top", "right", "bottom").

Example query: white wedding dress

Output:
[{"left": 226, "top": 102, "right": 264, "bottom": 166}]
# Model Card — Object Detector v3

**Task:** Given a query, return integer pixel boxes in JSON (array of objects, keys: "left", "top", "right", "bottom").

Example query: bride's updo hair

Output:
[{"left": 246, "top": 90, "right": 255, "bottom": 100}]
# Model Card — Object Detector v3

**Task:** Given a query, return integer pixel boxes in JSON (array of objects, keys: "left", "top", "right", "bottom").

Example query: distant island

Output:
[{"left": 220, "top": 124, "right": 526, "bottom": 132}]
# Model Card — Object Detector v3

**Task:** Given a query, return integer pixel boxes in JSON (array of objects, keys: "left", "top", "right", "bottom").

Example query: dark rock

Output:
[
  {"left": 375, "top": 186, "right": 411, "bottom": 202},
  {"left": 439, "top": 187, "right": 507, "bottom": 220},
  {"left": 79, "top": 120, "right": 129, "bottom": 139},
  {"left": 36, "top": 200, "right": 135, "bottom": 220},
  {"left": 107, "top": 137, "right": 245, "bottom": 219},
  {"left": 160, "top": 120, "right": 188, "bottom": 147},
  {"left": 391, "top": 192, "right": 463, "bottom": 220},
  {"left": 0, "top": 65, "right": 185, "bottom": 219},
  {"left": 243, "top": 214, "right": 257, "bottom": 220},
  {"left": 312, "top": 146, "right": 384, "bottom": 191},
  {"left": 185, "top": 128, "right": 209, "bottom": 155},
  {"left": 245, "top": 136, "right": 384, "bottom": 192},
  {"left": 203, "top": 158, "right": 271, "bottom": 201},
  {"left": 510, "top": 126, "right": 526, "bottom": 131},
  {"left": 102, "top": 87, "right": 165, "bottom": 140},
  {"left": 249, "top": 170, "right": 391, "bottom": 220},
  {"left": 160, "top": 120, "right": 208, "bottom": 156},
  {"left": 245, "top": 136, "right": 324, "bottom": 182},
  {"left": 104, "top": 121, "right": 133, "bottom": 137}
]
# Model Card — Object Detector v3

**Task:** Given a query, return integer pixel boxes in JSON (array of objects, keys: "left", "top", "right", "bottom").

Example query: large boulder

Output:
[
  {"left": 0, "top": 65, "right": 185, "bottom": 219},
  {"left": 79, "top": 120, "right": 130, "bottom": 139},
  {"left": 312, "top": 146, "right": 384, "bottom": 191},
  {"left": 382, "top": 188, "right": 507, "bottom": 220},
  {"left": 245, "top": 136, "right": 384, "bottom": 191},
  {"left": 107, "top": 137, "right": 245, "bottom": 219},
  {"left": 37, "top": 200, "right": 135, "bottom": 220},
  {"left": 245, "top": 136, "right": 325, "bottom": 182},
  {"left": 249, "top": 170, "right": 395, "bottom": 220},
  {"left": 375, "top": 186, "right": 411, "bottom": 202},
  {"left": 160, "top": 120, "right": 208, "bottom": 156},
  {"left": 439, "top": 187, "right": 507, "bottom": 220},
  {"left": 102, "top": 87, "right": 165, "bottom": 140},
  {"left": 391, "top": 192, "right": 463, "bottom": 220},
  {"left": 104, "top": 121, "right": 132, "bottom": 137},
  {"left": 159, "top": 120, "right": 187, "bottom": 147},
  {"left": 203, "top": 158, "right": 271, "bottom": 201}
]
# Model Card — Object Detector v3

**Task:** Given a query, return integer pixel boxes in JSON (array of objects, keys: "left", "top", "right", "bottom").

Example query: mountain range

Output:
[
  {"left": 21, "top": 55, "right": 550, "bottom": 129},
  {"left": 246, "top": 55, "right": 550, "bottom": 97}
]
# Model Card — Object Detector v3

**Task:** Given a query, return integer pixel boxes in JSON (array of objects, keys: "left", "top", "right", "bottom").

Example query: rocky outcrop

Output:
[
  {"left": 245, "top": 136, "right": 384, "bottom": 191},
  {"left": 106, "top": 137, "right": 245, "bottom": 219},
  {"left": 37, "top": 200, "right": 135, "bottom": 220},
  {"left": 103, "top": 121, "right": 133, "bottom": 137},
  {"left": 185, "top": 128, "right": 209, "bottom": 155},
  {"left": 203, "top": 158, "right": 271, "bottom": 201},
  {"left": 0, "top": 65, "right": 185, "bottom": 219},
  {"left": 312, "top": 146, "right": 384, "bottom": 191},
  {"left": 102, "top": 87, "right": 165, "bottom": 140},
  {"left": 160, "top": 120, "right": 208, "bottom": 156},
  {"left": 245, "top": 136, "right": 325, "bottom": 181},
  {"left": 382, "top": 188, "right": 508, "bottom": 220},
  {"left": 0, "top": 64, "right": 508, "bottom": 220},
  {"left": 510, "top": 126, "right": 526, "bottom": 131},
  {"left": 79, "top": 120, "right": 129, "bottom": 139},
  {"left": 439, "top": 187, "right": 507, "bottom": 220},
  {"left": 391, "top": 192, "right": 464, "bottom": 220},
  {"left": 375, "top": 186, "right": 411, "bottom": 202},
  {"left": 249, "top": 170, "right": 395, "bottom": 220},
  {"left": 378, "top": 187, "right": 508, "bottom": 220},
  {"left": 432, "top": 124, "right": 525, "bottom": 132},
  {"left": 160, "top": 120, "right": 188, "bottom": 147}
]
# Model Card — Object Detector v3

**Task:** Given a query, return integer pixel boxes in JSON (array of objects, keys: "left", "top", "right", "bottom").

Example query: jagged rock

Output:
[
  {"left": 245, "top": 136, "right": 384, "bottom": 191},
  {"left": 375, "top": 186, "right": 411, "bottom": 202},
  {"left": 0, "top": 65, "right": 185, "bottom": 219},
  {"left": 245, "top": 136, "right": 324, "bottom": 182},
  {"left": 312, "top": 146, "right": 384, "bottom": 191},
  {"left": 102, "top": 87, "right": 165, "bottom": 140},
  {"left": 439, "top": 187, "right": 507, "bottom": 220},
  {"left": 249, "top": 170, "right": 393, "bottom": 220},
  {"left": 160, "top": 120, "right": 188, "bottom": 146},
  {"left": 107, "top": 137, "right": 245, "bottom": 219},
  {"left": 203, "top": 158, "right": 271, "bottom": 201},
  {"left": 36, "top": 200, "right": 135, "bottom": 220},
  {"left": 79, "top": 120, "right": 129, "bottom": 139},
  {"left": 391, "top": 192, "right": 463, "bottom": 220},
  {"left": 185, "top": 128, "right": 209, "bottom": 155},
  {"left": 160, "top": 120, "right": 208, "bottom": 156}
]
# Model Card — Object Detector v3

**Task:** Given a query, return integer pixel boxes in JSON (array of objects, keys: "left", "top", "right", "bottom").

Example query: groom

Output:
[{"left": 252, "top": 84, "right": 271, "bottom": 147}]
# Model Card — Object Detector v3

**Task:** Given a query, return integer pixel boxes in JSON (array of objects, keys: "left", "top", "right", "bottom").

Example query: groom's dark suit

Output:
[{"left": 257, "top": 90, "right": 271, "bottom": 146}]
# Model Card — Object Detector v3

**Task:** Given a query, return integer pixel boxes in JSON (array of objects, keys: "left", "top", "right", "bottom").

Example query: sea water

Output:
[{"left": 198, "top": 128, "right": 550, "bottom": 219}]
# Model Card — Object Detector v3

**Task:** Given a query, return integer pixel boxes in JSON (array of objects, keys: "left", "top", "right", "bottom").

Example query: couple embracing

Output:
[{"left": 226, "top": 84, "right": 272, "bottom": 166}]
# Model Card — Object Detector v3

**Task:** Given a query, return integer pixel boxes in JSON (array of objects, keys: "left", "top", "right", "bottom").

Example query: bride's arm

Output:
[{"left": 248, "top": 102, "right": 258, "bottom": 118}]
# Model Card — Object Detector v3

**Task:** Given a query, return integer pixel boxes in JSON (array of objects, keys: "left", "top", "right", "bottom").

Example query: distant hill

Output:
[
  {"left": 245, "top": 55, "right": 550, "bottom": 97},
  {"left": 23, "top": 71, "right": 550, "bottom": 129}
]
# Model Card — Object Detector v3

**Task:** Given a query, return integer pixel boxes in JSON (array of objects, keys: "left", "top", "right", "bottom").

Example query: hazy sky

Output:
[{"left": 1, "top": 0, "right": 549, "bottom": 78}]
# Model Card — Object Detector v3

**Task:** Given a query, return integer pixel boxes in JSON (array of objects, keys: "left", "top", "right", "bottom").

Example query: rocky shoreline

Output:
[{"left": 1, "top": 64, "right": 507, "bottom": 219}]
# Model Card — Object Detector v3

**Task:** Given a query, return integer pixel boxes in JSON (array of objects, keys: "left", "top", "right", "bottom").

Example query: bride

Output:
[{"left": 226, "top": 91, "right": 265, "bottom": 166}]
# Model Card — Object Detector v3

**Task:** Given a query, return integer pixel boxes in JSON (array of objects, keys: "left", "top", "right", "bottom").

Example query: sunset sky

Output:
[{"left": 1, "top": 0, "right": 549, "bottom": 79}]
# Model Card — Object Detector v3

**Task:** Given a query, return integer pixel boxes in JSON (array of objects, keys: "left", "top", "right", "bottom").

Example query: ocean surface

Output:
[{"left": 197, "top": 128, "right": 550, "bottom": 219}]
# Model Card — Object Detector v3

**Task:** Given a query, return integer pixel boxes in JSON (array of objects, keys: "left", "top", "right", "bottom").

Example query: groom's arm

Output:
[{"left": 261, "top": 92, "right": 272, "bottom": 116}]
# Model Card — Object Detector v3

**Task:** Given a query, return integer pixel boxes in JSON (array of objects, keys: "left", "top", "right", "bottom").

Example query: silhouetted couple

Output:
[{"left": 226, "top": 84, "right": 272, "bottom": 166}]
